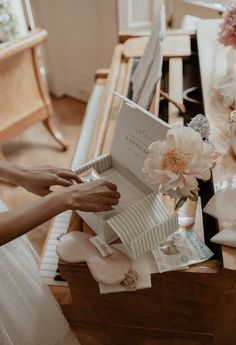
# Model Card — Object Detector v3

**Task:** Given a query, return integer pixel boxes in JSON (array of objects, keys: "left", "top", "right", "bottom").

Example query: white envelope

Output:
[{"left": 211, "top": 228, "right": 236, "bottom": 248}]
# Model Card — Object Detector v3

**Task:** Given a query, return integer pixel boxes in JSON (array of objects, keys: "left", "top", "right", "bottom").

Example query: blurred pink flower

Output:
[
  {"left": 218, "top": 2, "right": 236, "bottom": 48},
  {"left": 143, "top": 126, "right": 217, "bottom": 199}
]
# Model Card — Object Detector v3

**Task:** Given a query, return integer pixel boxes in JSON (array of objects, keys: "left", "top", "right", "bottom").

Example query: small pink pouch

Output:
[{"left": 56, "top": 231, "right": 137, "bottom": 287}]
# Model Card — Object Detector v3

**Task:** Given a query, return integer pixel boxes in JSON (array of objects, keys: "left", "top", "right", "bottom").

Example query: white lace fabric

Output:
[{"left": 0, "top": 200, "right": 79, "bottom": 345}]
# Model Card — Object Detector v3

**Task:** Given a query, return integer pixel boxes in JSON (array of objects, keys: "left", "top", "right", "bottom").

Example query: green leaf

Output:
[
  {"left": 188, "top": 192, "right": 198, "bottom": 201},
  {"left": 175, "top": 197, "right": 187, "bottom": 210}
]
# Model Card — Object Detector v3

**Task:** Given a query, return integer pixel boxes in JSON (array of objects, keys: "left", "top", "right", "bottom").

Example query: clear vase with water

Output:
[
  {"left": 174, "top": 194, "right": 198, "bottom": 227},
  {"left": 228, "top": 110, "right": 236, "bottom": 156}
]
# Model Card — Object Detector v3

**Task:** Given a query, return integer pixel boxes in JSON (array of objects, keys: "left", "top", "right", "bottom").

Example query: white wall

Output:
[
  {"left": 29, "top": 0, "right": 164, "bottom": 101},
  {"left": 30, "top": 0, "right": 117, "bottom": 101},
  {"left": 117, "top": 0, "right": 163, "bottom": 32}
]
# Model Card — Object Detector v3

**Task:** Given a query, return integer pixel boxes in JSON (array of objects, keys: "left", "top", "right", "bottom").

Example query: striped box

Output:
[{"left": 76, "top": 154, "right": 178, "bottom": 260}]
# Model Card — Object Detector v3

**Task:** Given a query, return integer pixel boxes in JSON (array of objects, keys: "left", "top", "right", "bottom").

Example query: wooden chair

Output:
[{"left": 0, "top": 29, "right": 68, "bottom": 156}]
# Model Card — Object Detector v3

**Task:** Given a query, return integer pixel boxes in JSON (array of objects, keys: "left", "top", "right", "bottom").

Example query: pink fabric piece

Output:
[{"left": 56, "top": 231, "right": 132, "bottom": 285}]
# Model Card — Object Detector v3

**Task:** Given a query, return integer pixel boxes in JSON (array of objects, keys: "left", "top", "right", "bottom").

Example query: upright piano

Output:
[{"left": 41, "top": 19, "right": 236, "bottom": 345}]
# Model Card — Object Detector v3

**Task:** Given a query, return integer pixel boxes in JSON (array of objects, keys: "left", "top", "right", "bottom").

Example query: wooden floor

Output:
[{"left": 1, "top": 96, "right": 86, "bottom": 255}]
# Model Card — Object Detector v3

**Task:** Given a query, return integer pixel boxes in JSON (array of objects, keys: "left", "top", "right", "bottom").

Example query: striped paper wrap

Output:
[
  {"left": 76, "top": 154, "right": 178, "bottom": 259},
  {"left": 75, "top": 153, "right": 112, "bottom": 174},
  {"left": 107, "top": 193, "right": 178, "bottom": 260}
]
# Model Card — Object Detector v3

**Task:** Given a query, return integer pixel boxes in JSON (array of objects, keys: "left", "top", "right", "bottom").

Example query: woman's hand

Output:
[
  {"left": 18, "top": 165, "right": 81, "bottom": 196},
  {"left": 64, "top": 179, "right": 120, "bottom": 212},
  {"left": 0, "top": 176, "right": 120, "bottom": 246}
]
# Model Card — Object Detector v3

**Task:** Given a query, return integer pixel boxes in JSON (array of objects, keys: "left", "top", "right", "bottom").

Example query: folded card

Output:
[
  {"left": 211, "top": 228, "right": 236, "bottom": 248},
  {"left": 204, "top": 187, "right": 236, "bottom": 224}
]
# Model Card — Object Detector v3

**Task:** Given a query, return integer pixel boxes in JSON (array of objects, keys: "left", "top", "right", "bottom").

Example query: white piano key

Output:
[
  {"left": 41, "top": 250, "right": 58, "bottom": 258},
  {"left": 41, "top": 256, "right": 58, "bottom": 264},
  {"left": 47, "top": 239, "right": 59, "bottom": 246},
  {"left": 41, "top": 270, "right": 58, "bottom": 278},
  {"left": 40, "top": 263, "right": 58, "bottom": 271},
  {"left": 46, "top": 244, "right": 57, "bottom": 252},
  {"left": 55, "top": 219, "right": 70, "bottom": 225},
  {"left": 40, "top": 83, "right": 105, "bottom": 287},
  {"left": 71, "top": 84, "right": 105, "bottom": 170},
  {"left": 41, "top": 270, "right": 68, "bottom": 286},
  {"left": 52, "top": 224, "right": 68, "bottom": 230},
  {"left": 51, "top": 232, "right": 63, "bottom": 240},
  {"left": 43, "top": 278, "right": 68, "bottom": 287},
  {"left": 55, "top": 223, "right": 70, "bottom": 228}
]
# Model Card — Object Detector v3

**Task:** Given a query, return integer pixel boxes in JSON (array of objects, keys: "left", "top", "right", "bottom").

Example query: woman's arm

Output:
[
  {"left": 0, "top": 180, "right": 120, "bottom": 246},
  {"left": 0, "top": 160, "right": 22, "bottom": 184},
  {"left": 0, "top": 190, "right": 66, "bottom": 246},
  {"left": 0, "top": 161, "right": 81, "bottom": 195}
]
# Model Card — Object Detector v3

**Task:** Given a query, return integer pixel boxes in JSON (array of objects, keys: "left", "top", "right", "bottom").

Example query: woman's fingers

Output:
[
  {"left": 35, "top": 187, "right": 52, "bottom": 196},
  {"left": 95, "top": 205, "right": 113, "bottom": 212},
  {"left": 101, "top": 180, "right": 117, "bottom": 191},
  {"left": 54, "top": 177, "right": 74, "bottom": 187},
  {"left": 103, "top": 197, "right": 119, "bottom": 205},
  {"left": 66, "top": 178, "right": 121, "bottom": 212},
  {"left": 44, "top": 166, "right": 81, "bottom": 183},
  {"left": 102, "top": 190, "right": 121, "bottom": 199},
  {"left": 57, "top": 171, "right": 81, "bottom": 183}
]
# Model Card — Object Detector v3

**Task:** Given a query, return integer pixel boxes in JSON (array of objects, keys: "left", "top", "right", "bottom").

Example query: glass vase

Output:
[
  {"left": 228, "top": 110, "right": 236, "bottom": 156},
  {"left": 174, "top": 195, "right": 198, "bottom": 227}
]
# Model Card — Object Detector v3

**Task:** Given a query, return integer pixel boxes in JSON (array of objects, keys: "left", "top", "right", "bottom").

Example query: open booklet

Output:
[{"left": 111, "top": 91, "right": 170, "bottom": 189}]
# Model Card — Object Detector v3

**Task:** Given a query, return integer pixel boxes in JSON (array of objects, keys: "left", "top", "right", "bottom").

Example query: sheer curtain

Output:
[
  {"left": 0, "top": 0, "right": 27, "bottom": 42},
  {"left": 10, "top": 0, "right": 27, "bottom": 35}
]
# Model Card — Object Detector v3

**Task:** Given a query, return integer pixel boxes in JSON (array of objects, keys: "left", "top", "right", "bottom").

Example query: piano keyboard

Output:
[{"left": 40, "top": 84, "right": 105, "bottom": 286}]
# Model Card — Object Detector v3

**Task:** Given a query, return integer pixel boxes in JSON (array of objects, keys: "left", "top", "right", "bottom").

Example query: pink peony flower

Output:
[
  {"left": 218, "top": 1, "right": 236, "bottom": 48},
  {"left": 143, "top": 126, "right": 217, "bottom": 199}
]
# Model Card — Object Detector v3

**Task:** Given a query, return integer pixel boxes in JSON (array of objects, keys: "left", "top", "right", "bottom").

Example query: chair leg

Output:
[{"left": 43, "top": 118, "right": 68, "bottom": 151}]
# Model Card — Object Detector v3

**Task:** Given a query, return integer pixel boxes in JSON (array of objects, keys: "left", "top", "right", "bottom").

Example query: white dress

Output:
[{"left": 0, "top": 200, "right": 80, "bottom": 345}]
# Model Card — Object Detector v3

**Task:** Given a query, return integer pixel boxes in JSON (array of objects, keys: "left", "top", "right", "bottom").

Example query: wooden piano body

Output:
[{"left": 42, "top": 20, "right": 236, "bottom": 345}]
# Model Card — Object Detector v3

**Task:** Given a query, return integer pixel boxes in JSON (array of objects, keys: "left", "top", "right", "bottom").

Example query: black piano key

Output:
[{"left": 54, "top": 274, "right": 66, "bottom": 282}]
